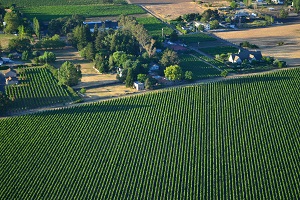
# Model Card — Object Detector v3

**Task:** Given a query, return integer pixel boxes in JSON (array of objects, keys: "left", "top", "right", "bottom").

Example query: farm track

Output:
[{"left": 3, "top": 66, "right": 299, "bottom": 118}]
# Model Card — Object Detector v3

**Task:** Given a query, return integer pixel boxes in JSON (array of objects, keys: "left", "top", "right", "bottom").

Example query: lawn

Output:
[
  {"left": 0, "top": 34, "right": 16, "bottom": 49},
  {"left": 179, "top": 33, "right": 216, "bottom": 44},
  {"left": 200, "top": 46, "right": 239, "bottom": 57},
  {"left": 179, "top": 54, "right": 221, "bottom": 79},
  {"left": 19, "top": 4, "right": 146, "bottom": 21},
  {"left": 136, "top": 16, "right": 173, "bottom": 40}
]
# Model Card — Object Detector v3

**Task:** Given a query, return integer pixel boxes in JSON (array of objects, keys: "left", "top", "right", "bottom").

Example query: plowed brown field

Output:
[
  {"left": 129, "top": 0, "right": 229, "bottom": 20},
  {"left": 214, "top": 24, "right": 300, "bottom": 65}
]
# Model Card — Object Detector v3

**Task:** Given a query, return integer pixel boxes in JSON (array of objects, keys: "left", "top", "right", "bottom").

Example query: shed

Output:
[{"left": 134, "top": 81, "right": 145, "bottom": 91}]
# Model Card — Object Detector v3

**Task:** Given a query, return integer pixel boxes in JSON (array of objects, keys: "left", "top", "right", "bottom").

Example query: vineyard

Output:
[
  {"left": 19, "top": 4, "right": 146, "bottom": 20},
  {"left": 180, "top": 54, "right": 221, "bottom": 79},
  {"left": 136, "top": 17, "right": 173, "bottom": 40},
  {"left": 5, "top": 67, "right": 79, "bottom": 112},
  {"left": 1, "top": 0, "right": 126, "bottom": 7},
  {"left": 179, "top": 33, "right": 216, "bottom": 44},
  {"left": 1, "top": 68, "right": 299, "bottom": 198}
]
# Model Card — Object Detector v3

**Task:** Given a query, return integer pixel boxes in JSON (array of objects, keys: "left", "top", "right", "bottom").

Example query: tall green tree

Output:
[
  {"left": 58, "top": 61, "right": 82, "bottom": 86},
  {"left": 125, "top": 68, "right": 134, "bottom": 87},
  {"left": 8, "top": 38, "right": 31, "bottom": 52},
  {"left": 4, "top": 11, "right": 20, "bottom": 33},
  {"left": 85, "top": 42, "right": 95, "bottom": 61},
  {"left": 293, "top": 0, "right": 300, "bottom": 12},
  {"left": 33, "top": 17, "right": 40, "bottom": 39},
  {"left": 164, "top": 65, "right": 183, "bottom": 81},
  {"left": 160, "top": 49, "right": 180, "bottom": 68}
]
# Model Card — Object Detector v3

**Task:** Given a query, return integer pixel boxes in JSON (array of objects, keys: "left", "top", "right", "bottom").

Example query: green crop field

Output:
[
  {"left": 179, "top": 33, "right": 216, "bottom": 44},
  {"left": 1, "top": 68, "right": 299, "bottom": 199},
  {"left": 180, "top": 54, "right": 221, "bottom": 79},
  {"left": 5, "top": 66, "right": 79, "bottom": 112},
  {"left": 19, "top": 4, "right": 146, "bottom": 21},
  {"left": 136, "top": 17, "right": 173, "bottom": 40},
  {"left": 1, "top": 0, "right": 126, "bottom": 7},
  {"left": 200, "top": 46, "right": 239, "bottom": 57}
]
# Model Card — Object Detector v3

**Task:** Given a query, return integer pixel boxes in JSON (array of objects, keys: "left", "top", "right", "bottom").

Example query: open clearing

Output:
[
  {"left": 0, "top": 34, "right": 16, "bottom": 49},
  {"left": 84, "top": 84, "right": 140, "bottom": 100},
  {"left": 214, "top": 24, "right": 300, "bottom": 65},
  {"left": 53, "top": 47, "right": 118, "bottom": 90}
]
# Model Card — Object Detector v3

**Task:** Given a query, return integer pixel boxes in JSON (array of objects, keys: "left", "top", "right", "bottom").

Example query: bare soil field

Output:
[
  {"left": 84, "top": 84, "right": 140, "bottom": 100},
  {"left": 214, "top": 24, "right": 300, "bottom": 65},
  {"left": 129, "top": 0, "right": 229, "bottom": 20}
]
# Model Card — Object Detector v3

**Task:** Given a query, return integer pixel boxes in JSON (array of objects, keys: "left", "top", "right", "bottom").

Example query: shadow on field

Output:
[
  {"left": 38, "top": 104, "right": 151, "bottom": 116},
  {"left": 223, "top": 76, "right": 291, "bottom": 85}
]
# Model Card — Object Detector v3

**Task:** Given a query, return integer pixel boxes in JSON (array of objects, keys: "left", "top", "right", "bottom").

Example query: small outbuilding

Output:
[{"left": 134, "top": 81, "right": 145, "bottom": 91}]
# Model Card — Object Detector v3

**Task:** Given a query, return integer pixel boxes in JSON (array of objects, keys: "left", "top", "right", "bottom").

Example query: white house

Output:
[
  {"left": 134, "top": 81, "right": 145, "bottom": 91},
  {"left": 194, "top": 21, "right": 210, "bottom": 31},
  {"left": 228, "top": 49, "right": 262, "bottom": 64}
]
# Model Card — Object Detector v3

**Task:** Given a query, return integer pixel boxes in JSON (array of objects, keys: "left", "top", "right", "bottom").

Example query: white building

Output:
[
  {"left": 134, "top": 81, "right": 145, "bottom": 91},
  {"left": 194, "top": 22, "right": 210, "bottom": 31}
]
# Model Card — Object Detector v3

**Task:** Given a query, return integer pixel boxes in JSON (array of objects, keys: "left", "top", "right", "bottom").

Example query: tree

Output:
[
  {"left": 33, "top": 17, "right": 40, "bottom": 39},
  {"left": 85, "top": 42, "right": 95, "bottom": 61},
  {"left": 221, "top": 70, "right": 228, "bottom": 77},
  {"left": 160, "top": 49, "right": 180, "bottom": 68},
  {"left": 230, "top": 1, "right": 238, "bottom": 9},
  {"left": 164, "top": 65, "right": 183, "bottom": 81},
  {"left": 125, "top": 68, "right": 134, "bottom": 87},
  {"left": 185, "top": 71, "right": 194, "bottom": 81},
  {"left": 293, "top": 0, "right": 300, "bottom": 12},
  {"left": 8, "top": 38, "right": 31, "bottom": 52},
  {"left": 22, "top": 50, "right": 29, "bottom": 61},
  {"left": 38, "top": 51, "right": 56, "bottom": 64},
  {"left": 137, "top": 74, "right": 147, "bottom": 83},
  {"left": 145, "top": 78, "right": 152, "bottom": 90},
  {"left": 169, "top": 30, "right": 178, "bottom": 42},
  {"left": 59, "top": 61, "right": 82, "bottom": 86},
  {"left": 0, "top": 92, "right": 10, "bottom": 115},
  {"left": 210, "top": 20, "right": 219, "bottom": 29},
  {"left": 95, "top": 53, "right": 109, "bottom": 73},
  {"left": 4, "top": 11, "right": 20, "bottom": 33},
  {"left": 279, "top": 9, "right": 288, "bottom": 18}
]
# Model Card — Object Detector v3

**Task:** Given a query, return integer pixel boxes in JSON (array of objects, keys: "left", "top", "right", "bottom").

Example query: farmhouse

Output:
[
  {"left": 134, "top": 81, "right": 144, "bottom": 90},
  {"left": 1, "top": 68, "right": 18, "bottom": 85},
  {"left": 229, "top": 49, "right": 262, "bottom": 64},
  {"left": 194, "top": 21, "right": 210, "bottom": 31},
  {"left": 83, "top": 20, "right": 119, "bottom": 32}
]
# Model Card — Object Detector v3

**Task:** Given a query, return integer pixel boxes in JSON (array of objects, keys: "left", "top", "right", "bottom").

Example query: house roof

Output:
[
  {"left": 84, "top": 20, "right": 118, "bottom": 30},
  {"left": 250, "top": 51, "right": 262, "bottom": 60},
  {"left": 3, "top": 68, "right": 17, "bottom": 78}
]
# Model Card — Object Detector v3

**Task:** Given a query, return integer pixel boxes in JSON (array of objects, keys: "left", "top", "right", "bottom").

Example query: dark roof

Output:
[
  {"left": 84, "top": 20, "right": 118, "bottom": 30},
  {"left": 250, "top": 51, "right": 262, "bottom": 60}
]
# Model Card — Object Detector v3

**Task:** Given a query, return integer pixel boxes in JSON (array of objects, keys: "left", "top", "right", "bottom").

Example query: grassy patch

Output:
[
  {"left": 136, "top": 17, "right": 173, "bottom": 40},
  {"left": 19, "top": 4, "right": 146, "bottom": 21},
  {"left": 179, "top": 54, "right": 220, "bottom": 79},
  {"left": 200, "top": 46, "right": 239, "bottom": 57},
  {"left": 0, "top": 34, "right": 16, "bottom": 49},
  {"left": 179, "top": 33, "right": 216, "bottom": 44}
]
